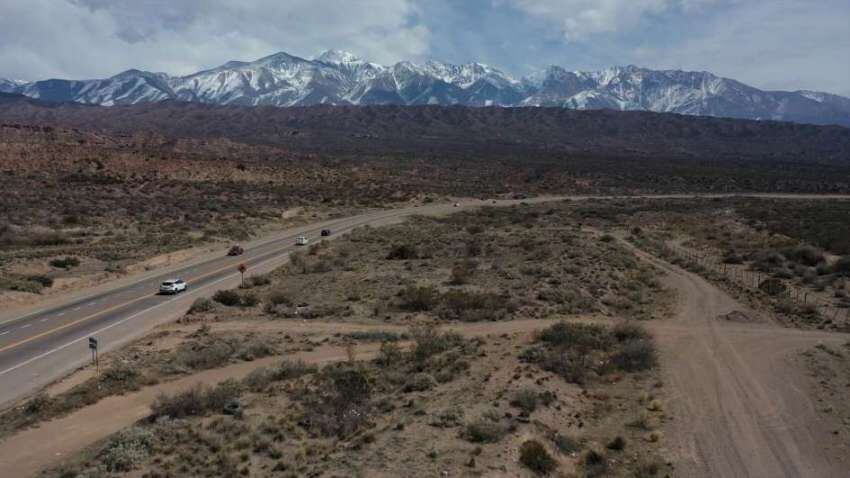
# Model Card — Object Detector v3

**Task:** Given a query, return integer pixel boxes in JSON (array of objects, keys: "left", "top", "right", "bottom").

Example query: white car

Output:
[
  {"left": 295, "top": 235, "right": 309, "bottom": 246},
  {"left": 159, "top": 278, "right": 187, "bottom": 295}
]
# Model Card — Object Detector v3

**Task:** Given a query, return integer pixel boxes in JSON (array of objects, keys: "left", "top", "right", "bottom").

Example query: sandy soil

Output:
[{"left": 628, "top": 243, "right": 850, "bottom": 477}]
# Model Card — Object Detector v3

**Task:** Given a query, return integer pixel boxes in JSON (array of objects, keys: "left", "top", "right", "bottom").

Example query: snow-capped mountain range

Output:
[{"left": 2, "top": 49, "right": 849, "bottom": 127}]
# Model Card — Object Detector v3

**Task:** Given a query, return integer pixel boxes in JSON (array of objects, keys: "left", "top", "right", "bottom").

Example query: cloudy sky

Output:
[{"left": 1, "top": 0, "right": 848, "bottom": 95}]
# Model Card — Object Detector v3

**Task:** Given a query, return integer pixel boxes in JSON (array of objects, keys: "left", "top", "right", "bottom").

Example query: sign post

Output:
[
  {"left": 88, "top": 337, "right": 99, "bottom": 374},
  {"left": 238, "top": 263, "right": 247, "bottom": 288}
]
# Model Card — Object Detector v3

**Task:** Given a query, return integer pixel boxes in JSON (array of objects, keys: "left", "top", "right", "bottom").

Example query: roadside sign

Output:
[
  {"left": 89, "top": 336, "right": 100, "bottom": 374},
  {"left": 238, "top": 263, "right": 247, "bottom": 288}
]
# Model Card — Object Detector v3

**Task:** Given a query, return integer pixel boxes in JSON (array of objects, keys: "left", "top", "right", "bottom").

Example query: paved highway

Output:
[
  {"left": 2, "top": 193, "right": 848, "bottom": 408},
  {"left": 0, "top": 198, "right": 558, "bottom": 407}
]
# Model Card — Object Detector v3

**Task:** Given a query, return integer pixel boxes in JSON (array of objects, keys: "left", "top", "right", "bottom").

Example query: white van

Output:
[{"left": 295, "top": 235, "right": 309, "bottom": 246}]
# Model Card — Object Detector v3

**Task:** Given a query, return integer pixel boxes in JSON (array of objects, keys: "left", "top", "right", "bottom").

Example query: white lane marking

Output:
[
  {"left": 72, "top": 307, "right": 81, "bottom": 311},
  {"left": 20, "top": 324, "right": 31, "bottom": 329},
  {"left": 0, "top": 331, "right": 9, "bottom": 337},
  {"left": 0, "top": 216, "right": 386, "bottom": 377},
  {"left": 40, "top": 318, "right": 48, "bottom": 323},
  {"left": 0, "top": 271, "right": 242, "bottom": 377},
  {"left": 57, "top": 312, "right": 65, "bottom": 317}
]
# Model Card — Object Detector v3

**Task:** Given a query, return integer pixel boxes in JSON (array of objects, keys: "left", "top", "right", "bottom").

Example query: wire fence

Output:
[{"left": 663, "top": 243, "right": 850, "bottom": 323}]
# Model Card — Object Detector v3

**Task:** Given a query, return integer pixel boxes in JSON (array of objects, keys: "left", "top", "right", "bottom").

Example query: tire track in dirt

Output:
[{"left": 630, "top": 241, "right": 850, "bottom": 477}]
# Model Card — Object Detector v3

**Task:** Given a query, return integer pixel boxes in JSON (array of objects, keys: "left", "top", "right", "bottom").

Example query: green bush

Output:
[
  {"left": 538, "top": 322, "right": 611, "bottom": 352},
  {"left": 99, "top": 427, "right": 154, "bottom": 472},
  {"left": 49, "top": 256, "right": 80, "bottom": 269},
  {"left": 150, "top": 381, "right": 242, "bottom": 419},
  {"left": 553, "top": 434, "right": 581, "bottom": 454},
  {"left": 212, "top": 289, "right": 241, "bottom": 306},
  {"left": 583, "top": 450, "right": 609, "bottom": 477},
  {"left": 462, "top": 420, "right": 506, "bottom": 443},
  {"left": 606, "top": 436, "right": 626, "bottom": 451},
  {"left": 510, "top": 388, "right": 540, "bottom": 414},
  {"left": 188, "top": 297, "right": 216, "bottom": 314},
  {"left": 26, "top": 275, "right": 53, "bottom": 288},
  {"left": 439, "top": 289, "right": 512, "bottom": 322},
  {"left": 610, "top": 339, "right": 657, "bottom": 372},
  {"left": 399, "top": 285, "right": 439, "bottom": 311},
  {"left": 519, "top": 440, "right": 557, "bottom": 475},
  {"left": 387, "top": 244, "right": 418, "bottom": 260}
]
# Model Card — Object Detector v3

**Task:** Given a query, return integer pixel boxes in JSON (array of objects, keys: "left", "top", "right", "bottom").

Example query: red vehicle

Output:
[{"left": 227, "top": 245, "right": 244, "bottom": 256}]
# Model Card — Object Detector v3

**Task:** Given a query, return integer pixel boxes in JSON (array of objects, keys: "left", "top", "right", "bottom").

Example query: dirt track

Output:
[{"left": 632, "top": 246, "right": 850, "bottom": 477}]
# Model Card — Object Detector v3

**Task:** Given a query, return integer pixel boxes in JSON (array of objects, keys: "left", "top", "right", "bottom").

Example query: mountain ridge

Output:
[{"left": 2, "top": 49, "right": 849, "bottom": 127}]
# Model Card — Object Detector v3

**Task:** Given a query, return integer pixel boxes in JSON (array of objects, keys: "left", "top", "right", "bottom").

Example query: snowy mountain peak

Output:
[
  {"left": 316, "top": 49, "right": 362, "bottom": 64},
  {"left": 2, "top": 50, "right": 849, "bottom": 126}
]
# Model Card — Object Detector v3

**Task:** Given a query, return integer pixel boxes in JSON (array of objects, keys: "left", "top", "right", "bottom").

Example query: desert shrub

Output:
[
  {"left": 267, "top": 291, "right": 292, "bottom": 306},
  {"left": 345, "top": 330, "right": 402, "bottom": 342},
  {"left": 245, "top": 274, "right": 272, "bottom": 287},
  {"left": 610, "top": 339, "right": 657, "bottom": 372},
  {"left": 201, "top": 379, "right": 242, "bottom": 413},
  {"left": 449, "top": 260, "right": 478, "bottom": 285},
  {"left": 541, "top": 351, "right": 589, "bottom": 384},
  {"left": 782, "top": 245, "right": 825, "bottom": 267},
  {"left": 212, "top": 289, "right": 241, "bottom": 306},
  {"left": 582, "top": 450, "right": 609, "bottom": 477},
  {"left": 410, "top": 325, "right": 464, "bottom": 362},
  {"left": 634, "top": 460, "right": 663, "bottom": 477},
  {"left": 462, "top": 420, "right": 507, "bottom": 443},
  {"left": 439, "top": 290, "right": 512, "bottom": 322},
  {"left": 23, "top": 392, "right": 52, "bottom": 415},
  {"left": 99, "top": 427, "right": 154, "bottom": 472},
  {"left": 244, "top": 367, "right": 275, "bottom": 392},
  {"left": 611, "top": 322, "right": 650, "bottom": 342},
  {"left": 519, "top": 440, "right": 557, "bottom": 475},
  {"left": 539, "top": 322, "right": 611, "bottom": 352},
  {"left": 510, "top": 388, "right": 540, "bottom": 414},
  {"left": 376, "top": 341, "right": 403, "bottom": 367},
  {"left": 553, "top": 434, "right": 581, "bottom": 454},
  {"left": 49, "top": 256, "right": 80, "bottom": 269},
  {"left": 175, "top": 340, "right": 233, "bottom": 370},
  {"left": 833, "top": 256, "right": 850, "bottom": 276},
  {"left": 606, "top": 436, "right": 626, "bottom": 451},
  {"left": 722, "top": 251, "right": 744, "bottom": 264},
  {"left": 237, "top": 339, "right": 273, "bottom": 360},
  {"left": 188, "top": 297, "right": 216, "bottom": 314},
  {"left": 387, "top": 244, "right": 418, "bottom": 260},
  {"left": 599, "top": 234, "right": 615, "bottom": 243},
  {"left": 150, "top": 386, "right": 206, "bottom": 419},
  {"left": 303, "top": 368, "right": 372, "bottom": 438},
  {"left": 272, "top": 359, "right": 316, "bottom": 380},
  {"left": 758, "top": 278, "right": 787, "bottom": 296},
  {"left": 1, "top": 279, "right": 43, "bottom": 294},
  {"left": 150, "top": 381, "right": 241, "bottom": 419},
  {"left": 27, "top": 275, "right": 53, "bottom": 288},
  {"left": 403, "top": 373, "right": 436, "bottom": 392},
  {"left": 240, "top": 293, "right": 259, "bottom": 307},
  {"left": 399, "top": 285, "right": 439, "bottom": 311},
  {"left": 429, "top": 406, "right": 465, "bottom": 428}
]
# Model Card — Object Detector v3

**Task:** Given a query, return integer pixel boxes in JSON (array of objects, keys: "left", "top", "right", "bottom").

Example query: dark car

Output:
[
  {"left": 321, "top": 229, "right": 331, "bottom": 237},
  {"left": 227, "top": 245, "right": 244, "bottom": 256}
]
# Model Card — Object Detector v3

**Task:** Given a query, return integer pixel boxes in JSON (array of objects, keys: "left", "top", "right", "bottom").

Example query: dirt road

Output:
[{"left": 632, "top": 246, "right": 850, "bottom": 477}]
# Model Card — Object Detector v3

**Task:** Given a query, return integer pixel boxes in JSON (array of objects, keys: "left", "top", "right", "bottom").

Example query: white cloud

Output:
[
  {"left": 502, "top": 0, "right": 673, "bottom": 41},
  {"left": 0, "top": 0, "right": 429, "bottom": 80},
  {"left": 632, "top": 0, "right": 850, "bottom": 95}
]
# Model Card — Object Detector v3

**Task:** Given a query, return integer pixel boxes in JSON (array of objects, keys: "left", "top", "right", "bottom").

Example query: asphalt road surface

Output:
[{"left": 0, "top": 198, "right": 559, "bottom": 407}]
